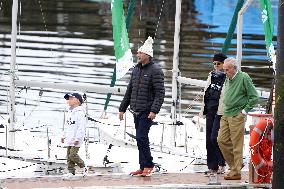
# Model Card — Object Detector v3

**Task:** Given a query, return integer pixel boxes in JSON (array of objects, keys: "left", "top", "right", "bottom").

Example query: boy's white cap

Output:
[{"left": 137, "top": 36, "right": 153, "bottom": 57}]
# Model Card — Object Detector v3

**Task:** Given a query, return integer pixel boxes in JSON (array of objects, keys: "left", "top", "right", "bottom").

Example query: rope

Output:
[
  {"left": 183, "top": 88, "right": 204, "bottom": 117},
  {"left": 0, "top": 154, "right": 64, "bottom": 174},
  {"left": 249, "top": 118, "right": 273, "bottom": 148},
  {"left": 0, "top": 162, "right": 42, "bottom": 173},
  {"left": 9, "top": 124, "right": 50, "bottom": 133}
]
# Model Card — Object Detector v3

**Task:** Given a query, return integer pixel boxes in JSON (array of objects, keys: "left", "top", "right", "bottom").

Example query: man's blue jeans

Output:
[{"left": 133, "top": 111, "right": 154, "bottom": 170}]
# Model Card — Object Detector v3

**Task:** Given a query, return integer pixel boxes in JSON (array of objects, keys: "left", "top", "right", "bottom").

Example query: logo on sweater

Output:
[{"left": 67, "top": 118, "right": 75, "bottom": 125}]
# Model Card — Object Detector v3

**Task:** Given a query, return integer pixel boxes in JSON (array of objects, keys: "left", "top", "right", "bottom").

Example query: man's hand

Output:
[
  {"left": 148, "top": 112, "right": 156, "bottom": 120},
  {"left": 119, "top": 112, "right": 124, "bottom": 121},
  {"left": 61, "top": 138, "right": 64, "bottom": 143}
]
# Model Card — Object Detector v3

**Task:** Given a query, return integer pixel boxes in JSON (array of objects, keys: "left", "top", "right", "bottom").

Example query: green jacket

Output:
[{"left": 223, "top": 71, "right": 259, "bottom": 116}]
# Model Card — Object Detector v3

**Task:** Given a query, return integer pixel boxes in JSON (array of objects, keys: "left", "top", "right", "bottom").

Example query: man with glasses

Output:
[
  {"left": 200, "top": 52, "right": 227, "bottom": 176},
  {"left": 217, "top": 57, "right": 258, "bottom": 180}
]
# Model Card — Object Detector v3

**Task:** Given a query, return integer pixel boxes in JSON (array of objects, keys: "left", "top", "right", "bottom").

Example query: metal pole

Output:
[
  {"left": 124, "top": 111, "right": 127, "bottom": 139},
  {"left": 222, "top": 0, "right": 244, "bottom": 55},
  {"left": 236, "top": 0, "right": 253, "bottom": 69},
  {"left": 184, "top": 123, "right": 187, "bottom": 153},
  {"left": 178, "top": 81, "right": 182, "bottom": 121},
  {"left": 160, "top": 123, "right": 165, "bottom": 152},
  {"left": 171, "top": 0, "right": 182, "bottom": 147},
  {"left": 47, "top": 127, "right": 50, "bottom": 159},
  {"left": 8, "top": 0, "right": 18, "bottom": 150},
  {"left": 273, "top": 1, "right": 284, "bottom": 188}
]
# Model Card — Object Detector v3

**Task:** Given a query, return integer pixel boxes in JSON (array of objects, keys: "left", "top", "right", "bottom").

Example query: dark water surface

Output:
[{"left": 0, "top": 0, "right": 278, "bottom": 123}]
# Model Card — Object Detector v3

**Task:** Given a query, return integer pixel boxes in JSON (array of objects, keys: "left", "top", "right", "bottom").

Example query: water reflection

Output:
[{"left": 0, "top": 0, "right": 276, "bottom": 121}]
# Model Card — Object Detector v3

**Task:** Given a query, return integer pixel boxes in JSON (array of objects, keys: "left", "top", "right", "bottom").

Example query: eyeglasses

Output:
[{"left": 213, "top": 62, "right": 222, "bottom": 66}]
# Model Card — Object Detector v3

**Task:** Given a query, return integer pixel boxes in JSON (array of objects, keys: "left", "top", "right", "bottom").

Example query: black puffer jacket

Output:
[{"left": 119, "top": 60, "right": 165, "bottom": 114}]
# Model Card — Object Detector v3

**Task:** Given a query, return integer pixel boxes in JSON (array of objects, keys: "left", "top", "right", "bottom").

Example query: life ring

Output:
[{"left": 249, "top": 118, "right": 273, "bottom": 173}]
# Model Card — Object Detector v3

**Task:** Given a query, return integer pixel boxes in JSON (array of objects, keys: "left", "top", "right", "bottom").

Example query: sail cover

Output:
[{"left": 111, "top": 0, "right": 133, "bottom": 79}]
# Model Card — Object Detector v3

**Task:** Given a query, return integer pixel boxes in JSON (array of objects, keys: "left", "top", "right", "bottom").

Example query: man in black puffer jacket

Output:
[{"left": 119, "top": 36, "right": 165, "bottom": 177}]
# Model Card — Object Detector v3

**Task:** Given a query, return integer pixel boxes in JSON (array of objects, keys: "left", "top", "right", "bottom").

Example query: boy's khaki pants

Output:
[{"left": 67, "top": 146, "right": 85, "bottom": 174}]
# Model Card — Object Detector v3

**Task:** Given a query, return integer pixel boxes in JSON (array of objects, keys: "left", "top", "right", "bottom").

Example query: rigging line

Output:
[
  {"left": 153, "top": 0, "right": 165, "bottom": 40},
  {"left": 182, "top": 88, "right": 204, "bottom": 117},
  {"left": 3, "top": 134, "right": 47, "bottom": 164},
  {"left": 83, "top": 93, "right": 90, "bottom": 159},
  {"left": 15, "top": 89, "right": 44, "bottom": 130},
  {"left": 9, "top": 124, "right": 50, "bottom": 133},
  {"left": 0, "top": 153, "right": 64, "bottom": 175},
  {"left": 0, "top": 162, "right": 42, "bottom": 173},
  {"left": 37, "top": 0, "right": 55, "bottom": 63},
  {"left": 137, "top": 0, "right": 143, "bottom": 48},
  {"left": 38, "top": 0, "right": 48, "bottom": 32}
]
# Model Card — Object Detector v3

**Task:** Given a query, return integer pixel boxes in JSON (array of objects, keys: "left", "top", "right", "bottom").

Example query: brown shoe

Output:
[
  {"left": 224, "top": 174, "right": 241, "bottom": 180},
  {"left": 228, "top": 163, "right": 244, "bottom": 171},
  {"left": 130, "top": 169, "right": 143, "bottom": 176},
  {"left": 141, "top": 167, "right": 154, "bottom": 177}
]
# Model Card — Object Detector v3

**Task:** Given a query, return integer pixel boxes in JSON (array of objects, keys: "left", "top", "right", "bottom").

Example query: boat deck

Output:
[{"left": 1, "top": 171, "right": 272, "bottom": 189}]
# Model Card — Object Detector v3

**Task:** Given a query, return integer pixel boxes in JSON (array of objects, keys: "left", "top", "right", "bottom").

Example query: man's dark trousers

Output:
[{"left": 134, "top": 111, "right": 154, "bottom": 170}]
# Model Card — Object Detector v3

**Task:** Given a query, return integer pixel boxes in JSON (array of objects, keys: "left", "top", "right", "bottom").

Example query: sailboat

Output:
[{"left": 0, "top": 0, "right": 275, "bottom": 180}]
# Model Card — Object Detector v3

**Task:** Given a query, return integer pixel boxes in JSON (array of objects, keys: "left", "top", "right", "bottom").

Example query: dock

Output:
[{"left": 1, "top": 171, "right": 272, "bottom": 189}]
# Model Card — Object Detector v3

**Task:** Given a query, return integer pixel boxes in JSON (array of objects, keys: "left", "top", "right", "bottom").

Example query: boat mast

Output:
[
  {"left": 236, "top": 0, "right": 253, "bottom": 69},
  {"left": 8, "top": 0, "right": 18, "bottom": 150},
  {"left": 171, "top": 0, "right": 182, "bottom": 146}
]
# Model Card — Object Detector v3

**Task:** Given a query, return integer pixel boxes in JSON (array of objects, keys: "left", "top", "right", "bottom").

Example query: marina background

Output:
[{"left": 0, "top": 0, "right": 278, "bottom": 127}]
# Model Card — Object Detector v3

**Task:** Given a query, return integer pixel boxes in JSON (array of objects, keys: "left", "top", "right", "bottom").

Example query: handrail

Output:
[{"left": 15, "top": 80, "right": 126, "bottom": 95}]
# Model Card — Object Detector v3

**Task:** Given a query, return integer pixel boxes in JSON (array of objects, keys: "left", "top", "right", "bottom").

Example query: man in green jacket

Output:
[{"left": 217, "top": 57, "right": 258, "bottom": 180}]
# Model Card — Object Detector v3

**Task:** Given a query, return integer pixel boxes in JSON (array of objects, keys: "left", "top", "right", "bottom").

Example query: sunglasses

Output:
[{"left": 213, "top": 62, "right": 222, "bottom": 66}]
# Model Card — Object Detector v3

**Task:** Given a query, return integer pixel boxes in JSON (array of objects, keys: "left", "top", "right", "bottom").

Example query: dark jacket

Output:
[{"left": 119, "top": 60, "right": 165, "bottom": 114}]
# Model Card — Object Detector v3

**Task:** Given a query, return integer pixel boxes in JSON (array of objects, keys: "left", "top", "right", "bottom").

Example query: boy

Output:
[{"left": 61, "top": 92, "right": 87, "bottom": 177}]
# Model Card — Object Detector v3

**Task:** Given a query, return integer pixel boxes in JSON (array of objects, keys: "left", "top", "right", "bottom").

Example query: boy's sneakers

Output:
[
  {"left": 141, "top": 167, "right": 154, "bottom": 177},
  {"left": 130, "top": 169, "right": 143, "bottom": 176},
  {"left": 63, "top": 172, "right": 75, "bottom": 179}
]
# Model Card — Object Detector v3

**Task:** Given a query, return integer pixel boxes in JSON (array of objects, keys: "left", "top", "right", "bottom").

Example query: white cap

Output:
[{"left": 137, "top": 36, "right": 153, "bottom": 57}]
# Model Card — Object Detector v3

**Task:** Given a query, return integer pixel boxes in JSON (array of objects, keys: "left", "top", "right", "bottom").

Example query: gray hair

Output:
[{"left": 224, "top": 57, "right": 238, "bottom": 69}]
